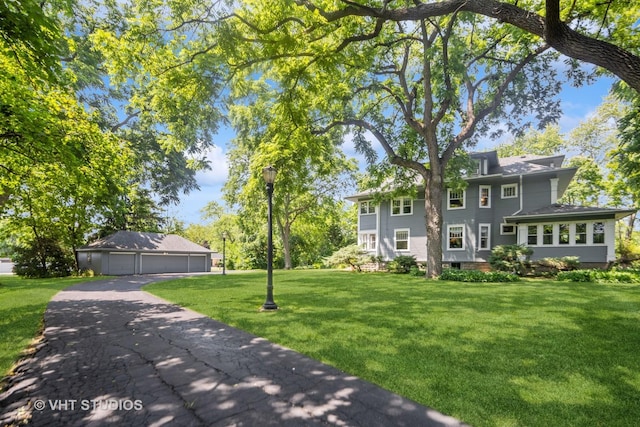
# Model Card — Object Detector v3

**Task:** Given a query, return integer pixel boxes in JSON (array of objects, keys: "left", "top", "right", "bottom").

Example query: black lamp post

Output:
[
  {"left": 261, "top": 165, "right": 278, "bottom": 311},
  {"left": 221, "top": 231, "right": 227, "bottom": 275}
]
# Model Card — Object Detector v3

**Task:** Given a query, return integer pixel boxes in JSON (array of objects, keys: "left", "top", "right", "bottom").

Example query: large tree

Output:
[
  {"left": 224, "top": 93, "right": 358, "bottom": 269},
  {"left": 223, "top": 2, "right": 567, "bottom": 276},
  {"left": 292, "top": 0, "right": 640, "bottom": 93}
]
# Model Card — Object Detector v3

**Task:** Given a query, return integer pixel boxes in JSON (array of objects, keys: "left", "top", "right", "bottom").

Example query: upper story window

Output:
[
  {"left": 479, "top": 185, "right": 491, "bottom": 208},
  {"left": 501, "top": 183, "right": 518, "bottom": 199},
  {"left": 448, "top": 189, "right": 466, "bottom": 210},
  {"left": 391, "top": 198, "right": 412, "bottom": 216},
  {"left": 360, "top": 201, "right": 376, "bottom": 215}
]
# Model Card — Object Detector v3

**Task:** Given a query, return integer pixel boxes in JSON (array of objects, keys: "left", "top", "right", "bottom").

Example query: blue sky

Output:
[{"left": 169, "top": 75, "right": 616, "bottom": 226}]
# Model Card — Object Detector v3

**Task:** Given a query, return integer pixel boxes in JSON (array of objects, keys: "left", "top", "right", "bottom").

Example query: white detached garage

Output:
[{"left": 76, "top": 231, "right": 212, "bottom": 275}]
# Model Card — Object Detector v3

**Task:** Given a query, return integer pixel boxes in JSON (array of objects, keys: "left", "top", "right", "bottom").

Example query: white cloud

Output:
[{"left": 196, "top": 144, "right": 229, "bottom": 186}]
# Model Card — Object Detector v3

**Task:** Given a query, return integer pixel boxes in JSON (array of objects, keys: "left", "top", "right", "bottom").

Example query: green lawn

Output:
[
  {"left": 0, "top": 275, "right": 102, "bottom": 379},
  {"left": 145, "top": 270, "right": 640, "bottom": 427}
]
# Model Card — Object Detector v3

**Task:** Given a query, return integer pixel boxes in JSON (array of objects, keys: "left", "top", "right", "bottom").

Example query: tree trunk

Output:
[
  {"left": 423, "top": 172, "right": 444, "bottom": 278},
  {"left": 277, "top": 218, "right": 293, "bottom": 269}
]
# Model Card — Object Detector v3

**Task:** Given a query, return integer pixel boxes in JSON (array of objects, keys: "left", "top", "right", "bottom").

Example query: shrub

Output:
[
  {"left": 387, "top": 255, "right": 418, "bottom": 274},
  {"left": 439, "top": 269, "right": 520, "bottom": 282},
  {"left": 409, "top": 265, "right": 424, "bottom": 277},
  {"left": 537, "top": 256, "right": 581, "bottom": 275},
  {"left": 488, "top": 244, "right": 533, "bottom": 276},
  {"left": 325, "top": 245, "right": 374, "bottom": 272},
  {"left": 12, "top": 237, "right": 74, "bottom": 278},
  {"left": 557, "top": 269, "right": 640, "bottom": 283},
  {"left": 556, "top": 270, "right": 593, "bottom": 282}
]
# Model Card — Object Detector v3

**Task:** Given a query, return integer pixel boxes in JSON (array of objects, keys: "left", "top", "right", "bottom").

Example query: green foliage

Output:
[
  {"left": 496, "top": 124, "right": 565, "bottom": 157},
  {"left": 616, "top": 228, "right": 640, "bottom": 262},
  {"left": 12, "top": 238, "right": 74, "bottom": 278},
  {"left": 556, "top": 270, "right": 593, "bottom": 282},
  {"left": 557, "top": 269, "right": 640, "bottom": 283},
  {"left": 387, "top": 255, "right": 418, "bottom": 274},
  {"left": 439, "top": 269, "right": 520, "bottom": 283},
  {"left": 324, "top": 245, "right": 373, "bottom": 272},
  {"left": 409, "top": 265, "right": 423, "bottom": 277},
  {"left": 147, "top": 270, "right": 640, "bottom": 426},
  {"left": 488, "top": 244, "right": 533, "bottom": 276},
  {"left": 0, "top": 275, "right": 104, "bottom": 377}
]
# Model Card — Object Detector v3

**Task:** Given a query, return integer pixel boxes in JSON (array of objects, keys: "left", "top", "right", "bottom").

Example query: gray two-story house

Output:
[{"left": 347, "top": 151, "right": 635, "bottom": 269}]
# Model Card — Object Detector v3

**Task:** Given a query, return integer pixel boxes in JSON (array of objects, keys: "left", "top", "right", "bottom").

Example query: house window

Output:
[
  {"left": 448, "top": 189, "right": 466, "bottom": 209},
  {"left": 359, "top": 233, "right": 376, "bottom": 251},
  {"left": 448, "top": 225, "right": 465, "bottom": 250},
  {"left": 391, "top": 198, "right": 412, "bottom": 215},
  {"left": 479, "top": 185, "right": 491, "bottom": 208},
  {"left": 543, "top": 224, "right": 554, "bottom": 245},
  {"left": 593, "top": 222, "right": 605, "bottom": 244},
  {"left": 527, "top": 225, "right": 538, "bottom": 245},
  {"left": 576, "top": 223, "right": 587, "bottom": 244},
  {"left": 559, "top": 223, "right": 570, "bottom": 245},
  {"left": 359, "top": 201, "right": 375, "bottom": 215},
  {"left": 502, "top": 183, "right": 518, "bottom": 199},
  {"left": 395, "top": 229, "right": 409, "bottom": 251},
  {"left": 479, "top": 224, "right": 491, "bottom": 250},
  {"left": 501, "top": 224, "right": 516, "bottom": 235}
]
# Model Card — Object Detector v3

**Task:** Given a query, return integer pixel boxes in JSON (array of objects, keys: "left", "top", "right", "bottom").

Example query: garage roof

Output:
[{"left": 78, "top": 231, "right": 211, "bottom": 253}]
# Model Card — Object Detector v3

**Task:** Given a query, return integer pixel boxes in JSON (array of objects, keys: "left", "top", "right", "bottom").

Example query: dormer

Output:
[{"left": 469, "top": 151, "right": 499, "bottom": 176}]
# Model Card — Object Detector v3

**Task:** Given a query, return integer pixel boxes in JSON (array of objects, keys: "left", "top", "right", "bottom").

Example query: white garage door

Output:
[
  {"left": 141, "top": 254, "right": 189, "bottom": 274},
  {"left": 109, "top": 253, "right": 136, "bottom": 275},
  {"left": 189, "top": 255, "right": 207, "bottom": 272}
]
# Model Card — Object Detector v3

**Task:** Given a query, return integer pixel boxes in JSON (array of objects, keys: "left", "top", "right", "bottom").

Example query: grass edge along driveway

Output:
[
  {"left": 145, "top": 270, "right": 640, "bottom": 427},
  {"left": 0, "top": 275, "right": 105, "bottom": 381}
]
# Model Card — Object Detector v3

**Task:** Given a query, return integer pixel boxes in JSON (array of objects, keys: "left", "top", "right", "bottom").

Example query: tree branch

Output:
[{"left": 294, "top": 0, "right": 640, "bottom": 93}]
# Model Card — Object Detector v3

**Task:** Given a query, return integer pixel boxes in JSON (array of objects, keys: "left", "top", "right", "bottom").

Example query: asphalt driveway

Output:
[{"left": 0, "top": 275, "right": 468, "bottom": 426}]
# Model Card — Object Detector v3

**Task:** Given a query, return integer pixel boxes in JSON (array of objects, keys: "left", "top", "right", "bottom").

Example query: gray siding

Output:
[
  {"left": 377, "top": 199, "right": 427, "bottom": 261},
  {"left": 527, "top": 246, "right": 608, "bottom": 263},
  {"left": 359, "top": 213, "right": 377, "bottom": 231},
  {"left": 354, "top": 167, "right": 623, "bottom": 266}
]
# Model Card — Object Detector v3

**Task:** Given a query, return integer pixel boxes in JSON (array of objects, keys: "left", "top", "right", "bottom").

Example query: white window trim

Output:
[
  {"left": 358, "top": 231, "right": 377, "bottom": 251},
  {"left": 501, "top": 183, "right": 518, "bottom": 199},
  {"left": 391, "top": 198, "right": 413, "bottom": 216},
  {"left": 447, "top": 189, "right": 466, "bottom": 210},
  {"left": 527, "top": 225, "right": 539, "bottom": 246},
  {"left": 394, "top": 228, "right": 410, "bottom": 252},
  {"left": 479, "top": 223, "right": 491, "bottom": 251},
  {"left": 447, "top": 224, "right": 465, "bottom": 251},
  {"left": 359, "top": 201, "right": 376, "bottom": 215},
  {"left": 500, "top": 224, "right": 516, "bottom": 235},
  {"left": 479, "top": 185, "right": 491, "bottom": 208},
  {"left": 522, "top": 221, "right": 608, "bottom": 247}
]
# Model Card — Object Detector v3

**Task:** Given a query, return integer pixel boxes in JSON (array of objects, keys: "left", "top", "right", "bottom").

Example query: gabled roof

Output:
[
  {"left": 471, "top": 152, "right": 568, "bottom": 176},
  {"left": 346, "top": 151, "right": 574, "bottom": 201},
  {"left": 78, "top": 231, "right": 211, "bottom": 253},
  {"left": 504, "top": 204, "right": 636, "bottom": 223}
]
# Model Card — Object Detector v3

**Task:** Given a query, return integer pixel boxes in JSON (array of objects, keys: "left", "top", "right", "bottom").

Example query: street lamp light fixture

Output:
[
  {"left": 261, "top": 165, "right": 278, "bottom": 311},
  {"left": 221, "top": 231, "right": 228, "bottom": 275},
  {"left": 262, "top": 165, "right": 277, "bottom": 185}
]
